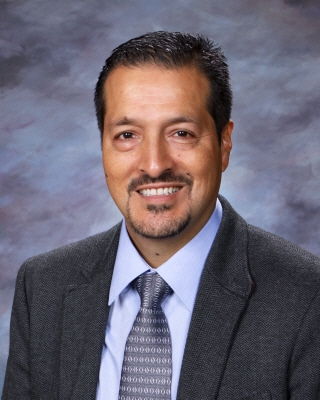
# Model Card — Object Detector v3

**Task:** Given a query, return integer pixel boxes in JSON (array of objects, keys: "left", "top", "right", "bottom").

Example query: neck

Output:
[
  {"left": 125, "top": 219, "right": 207, "bottom": 268},
  {"left": 128, "top": 237, "right": 180, "bottom": 269}
]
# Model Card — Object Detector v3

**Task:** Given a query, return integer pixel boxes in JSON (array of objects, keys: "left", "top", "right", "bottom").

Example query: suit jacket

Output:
[{"left": 2, "top": 196, "right": 320, "bottom": 399}]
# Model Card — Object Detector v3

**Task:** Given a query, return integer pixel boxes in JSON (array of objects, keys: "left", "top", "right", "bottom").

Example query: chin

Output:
[{"left": 126, "top": 206, "right": 191, "bottom": 239}]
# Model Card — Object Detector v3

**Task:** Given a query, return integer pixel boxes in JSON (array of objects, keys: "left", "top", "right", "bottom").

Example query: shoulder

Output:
[
  {"left": 219, "top": 195, "right": 320, "bottom": 274},
  {"left": 219, "top": 195, "right": 320, "bottom": 299},
  {"left": 247, "top": 223, "right": 320, "bottom": 280},
  {"left": 17, "top": 222, "right": 122, "bottom": 289},
  {"left": 245, "top": 223, "right": 320, "bottom": 316}
]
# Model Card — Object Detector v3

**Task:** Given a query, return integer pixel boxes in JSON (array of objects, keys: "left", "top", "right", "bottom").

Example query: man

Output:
[{"left": 2, "top": 32, "right": 320, "bottom": 400}]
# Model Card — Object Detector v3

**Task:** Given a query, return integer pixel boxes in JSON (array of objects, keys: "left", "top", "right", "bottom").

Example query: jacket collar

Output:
[
  {"left": 177, "top": 195, "right": 253, "bottom": 399},
  {"left": 207, "top": 195, "right": 253, "bottom": 297},
  {"left": 56, "top": 196, "right": 253, "bottom": 399},
  {"left": 56, "top": 224, "right": 121, "bottom": 400}
]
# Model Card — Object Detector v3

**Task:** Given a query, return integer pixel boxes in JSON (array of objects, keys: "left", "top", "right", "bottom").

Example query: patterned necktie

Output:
[{"left": 119, "top": 273, "right": 173, "bottom": 400}]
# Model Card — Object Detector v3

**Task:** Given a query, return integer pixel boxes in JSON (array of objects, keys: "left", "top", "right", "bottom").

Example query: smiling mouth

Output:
[{"left": 138, "top": 186, "right": 181, "bottom": 196}]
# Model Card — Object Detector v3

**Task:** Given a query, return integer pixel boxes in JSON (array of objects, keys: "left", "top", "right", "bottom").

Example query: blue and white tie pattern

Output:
[{"left": 119, "top": 273, "right": 173, "bottom": 400}]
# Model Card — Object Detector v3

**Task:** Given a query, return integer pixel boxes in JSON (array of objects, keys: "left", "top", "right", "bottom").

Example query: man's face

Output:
[{"left": 102, "top": 65, "right": 232, "bottom": 242}]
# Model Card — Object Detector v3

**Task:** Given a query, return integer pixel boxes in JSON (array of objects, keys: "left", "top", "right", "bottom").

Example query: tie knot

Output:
[{"left": 134, "top": 273, "right": 172, "bottom": 309}]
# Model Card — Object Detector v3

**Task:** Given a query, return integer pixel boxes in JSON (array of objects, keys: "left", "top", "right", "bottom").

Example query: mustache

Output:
[{"left": 128, "top": 171, "right": 193, "bottom": 193}]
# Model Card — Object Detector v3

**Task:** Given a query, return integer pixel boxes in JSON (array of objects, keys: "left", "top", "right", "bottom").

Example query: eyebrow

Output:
[
  {"left": 107, "top": 117, "right": 137, "bottom": 128},
  {"left": 107, "top": 115, "right": 199, "bottom": 128},
  {"left": 166, "top": 116, "right": 199, "bottom": 125}
]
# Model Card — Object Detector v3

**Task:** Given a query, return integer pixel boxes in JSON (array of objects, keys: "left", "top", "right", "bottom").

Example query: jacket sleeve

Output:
[
  {"left": 288, "top": 287, "right": 320, "bottom": 398},
  {"left": 2, "top": 263, "right": 31, "bottom": 399}
]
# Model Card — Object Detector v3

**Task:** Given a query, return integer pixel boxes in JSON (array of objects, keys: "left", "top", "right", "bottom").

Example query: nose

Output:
[{"left": 138, "top": 133, "right": 173, "bottom": 178}]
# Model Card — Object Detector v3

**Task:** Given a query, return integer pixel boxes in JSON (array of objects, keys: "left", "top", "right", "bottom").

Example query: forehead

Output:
[{"left": 103, "top": 65, "right": 211, "bottom": 117}]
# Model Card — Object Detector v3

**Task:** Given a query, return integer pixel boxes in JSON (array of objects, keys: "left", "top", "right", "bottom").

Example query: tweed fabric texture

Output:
[
  {"left": 3, "top": 197, "right": 320, "bottom": 399},
  {"left": 119, "top": 273, "right": 173, "bottom": 400}
]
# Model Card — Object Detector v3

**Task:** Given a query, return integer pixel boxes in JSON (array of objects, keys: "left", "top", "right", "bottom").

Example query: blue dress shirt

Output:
[{"left": 96, "top": 199, "right": 222, "bottom": 400}]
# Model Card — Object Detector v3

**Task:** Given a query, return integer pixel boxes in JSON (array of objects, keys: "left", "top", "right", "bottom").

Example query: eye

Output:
[
  {"left": 169, "top": 129, "right": 198, "bottom": 147},
  {"left": 116, "top": 131, "right": 136, "bottom": 140},
  {"left": 173, "top": 130, "right": 192, "bottom": 138}
]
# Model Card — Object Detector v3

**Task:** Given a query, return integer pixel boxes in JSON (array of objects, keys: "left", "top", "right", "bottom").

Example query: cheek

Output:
[
  {"left": 102, "top": 151, "right": 136, "bottom": 201},
  {"left": 102, "top": 149, "right": 125, "bottom": 180},
  {"left": 190, "top": 155, "right": 221, "bottom": 192},
  {"left": 105, "top": 174, "right": 129, "bottom": 215}
]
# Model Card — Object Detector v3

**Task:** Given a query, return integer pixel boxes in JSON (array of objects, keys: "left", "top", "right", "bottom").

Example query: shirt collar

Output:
[{"left": 108, "top": 198, "right": 222, "bottom": 311}]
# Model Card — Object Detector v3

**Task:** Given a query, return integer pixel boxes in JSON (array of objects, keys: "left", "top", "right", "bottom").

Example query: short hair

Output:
[{"left": 94, "top": 31, "right": 232, "bottom": 143}]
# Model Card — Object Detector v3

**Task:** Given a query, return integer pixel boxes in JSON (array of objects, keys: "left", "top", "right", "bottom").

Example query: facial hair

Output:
[{"left": 126, "top": 171, "right": 193, "bottom": 239}]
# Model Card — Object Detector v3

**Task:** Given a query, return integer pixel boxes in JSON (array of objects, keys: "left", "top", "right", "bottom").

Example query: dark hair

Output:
[{"left": 94, "top": 31, "right": 232, "bottom": 143}]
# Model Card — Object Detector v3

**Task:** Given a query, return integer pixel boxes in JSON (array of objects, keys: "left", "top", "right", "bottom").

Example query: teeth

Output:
[{"left": 139, "top": 187, "right": 180, "bottom": 196}]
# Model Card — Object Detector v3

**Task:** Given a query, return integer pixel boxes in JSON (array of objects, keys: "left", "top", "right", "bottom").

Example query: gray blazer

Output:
[{"left": 3, "top": 196, "right": 320, "bottom": 399}]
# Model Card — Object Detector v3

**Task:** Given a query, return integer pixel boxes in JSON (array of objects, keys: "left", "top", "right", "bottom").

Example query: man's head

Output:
[
  {"left": 97, "top": 32, "right": 233, "bottom": 254},
  {"left": 95, "top": 31, "right": 232, "bottom": 143}
]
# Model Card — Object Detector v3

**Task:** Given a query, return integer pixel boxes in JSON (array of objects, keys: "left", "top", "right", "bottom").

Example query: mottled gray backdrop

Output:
[{"left": 1, "top": 0, "right": 319, "bottom": 391}]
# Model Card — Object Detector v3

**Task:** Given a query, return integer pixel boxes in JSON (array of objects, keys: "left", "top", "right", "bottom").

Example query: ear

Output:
[{"left": 221, "top": 120, "right": 233, "bottom": 172}]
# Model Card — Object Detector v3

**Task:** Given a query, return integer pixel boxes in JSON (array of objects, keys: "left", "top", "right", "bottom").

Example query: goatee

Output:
[{"left": 126, "top": 171, "right": 193, "bottom": 239}]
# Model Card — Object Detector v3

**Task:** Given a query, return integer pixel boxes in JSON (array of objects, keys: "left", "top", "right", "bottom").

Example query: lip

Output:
[
  {"left": 134, "top": 183, "right": 185, "bottom": 202},
  {"left": 134, "top": 182, "right": 185, "bottom": 192}
]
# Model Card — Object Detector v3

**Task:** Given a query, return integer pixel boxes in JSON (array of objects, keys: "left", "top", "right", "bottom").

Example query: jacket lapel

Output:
[
  {"left": 177, "top": 197, "right": 253, "bottom": 400},
  {"left": 54, "top": 197, "right": 252, "bottom": 399},
  {"left": 56, "top": 224, "right": 121, "bottom": 400}
]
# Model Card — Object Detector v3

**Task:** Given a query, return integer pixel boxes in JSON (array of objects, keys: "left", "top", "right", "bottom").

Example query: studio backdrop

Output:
[{"left": 1, "top": 0, "right": 319, "bottom": 392}]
